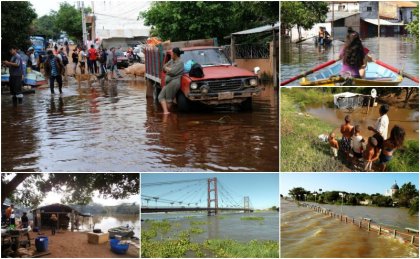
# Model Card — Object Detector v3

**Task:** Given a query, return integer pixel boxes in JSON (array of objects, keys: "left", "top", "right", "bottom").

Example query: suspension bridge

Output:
[{"left": 141, "top": 177, "right": 254, "bottom": 216}]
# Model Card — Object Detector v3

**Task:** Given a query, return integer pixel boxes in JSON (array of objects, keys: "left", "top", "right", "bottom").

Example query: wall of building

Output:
[
  {"left": 329, "top": 2, "right": 360, "bottom": 12},
  {"left": 360, "top": 1, "right": 379, "bottom": 19}
]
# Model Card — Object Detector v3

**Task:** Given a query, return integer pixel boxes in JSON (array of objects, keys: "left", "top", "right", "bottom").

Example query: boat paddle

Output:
[
  {"left": 280, "top": 58, "right": 341, "bottom": 86},
  {"left": 375, "top": 60, "right": 419, "bottom": 84}
]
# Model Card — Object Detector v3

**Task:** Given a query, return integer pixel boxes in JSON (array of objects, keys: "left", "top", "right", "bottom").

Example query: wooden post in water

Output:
[
  {"left": 378, "top": 226, "right": 381, "bottom": 235},
  {"left": 411, "top": 235, "right": 415, "bottom": 244},
  {"left": 368, "top": 222, "right": 371, "bottom": 231},
  {"left": 352, "top": 218, "right": 354, "bottom": 224},
  {"left": 359, "top": 221, "right": 362, "bottom": 228},
  {"left": 345, "top": 217, "right": 347, "bottom": 223},
  {"left": 340, "top": 214, "right": 342, "bottom": 221},
  {"left": 393, "top": 229, "right": 397, "bottom": 238}
]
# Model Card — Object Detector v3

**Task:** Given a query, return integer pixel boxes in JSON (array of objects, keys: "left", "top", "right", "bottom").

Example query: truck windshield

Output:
[
  {"left": 181, "top": 48, "right": 231, "bottom": 67},
  {"left": 31, "top": 39, "right": 44, "bottom": 46}
]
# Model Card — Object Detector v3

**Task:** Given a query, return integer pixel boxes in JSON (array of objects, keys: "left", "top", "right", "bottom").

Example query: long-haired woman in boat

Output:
[{"left": 339, "top": 29, "right": 373, "bottom": 78}]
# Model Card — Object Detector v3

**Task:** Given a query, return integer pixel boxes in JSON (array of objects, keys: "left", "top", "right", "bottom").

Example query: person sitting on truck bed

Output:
[{"left": 158, "top": 47, "right": 184, "bottom": 114}]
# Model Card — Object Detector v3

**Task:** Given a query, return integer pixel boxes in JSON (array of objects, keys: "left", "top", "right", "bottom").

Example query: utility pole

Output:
[
  {"left": 80, "top": 1, "right": 87, "bottom": 48},
  {"left": 91, "top": 1, "right": 96, "bottom": 44}
]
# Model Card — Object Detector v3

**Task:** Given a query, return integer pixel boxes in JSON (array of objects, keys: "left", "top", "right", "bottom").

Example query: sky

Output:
[
  {"left": 280, "top": 173, "right": 419, "bottom": 196},
  {"left": 30, "top": 0, "right": 62, "bottom": 16},
  {"left": 141, "top": 173, "right": 279, "bottom": 210}
]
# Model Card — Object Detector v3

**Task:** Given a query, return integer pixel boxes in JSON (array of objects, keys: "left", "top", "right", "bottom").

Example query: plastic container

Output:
[
  {"left": 35, "top": 236, "right": 49, "bottom": 252},
  {"left": 109, "top": 239, "right": 129, "bottom": 254}
]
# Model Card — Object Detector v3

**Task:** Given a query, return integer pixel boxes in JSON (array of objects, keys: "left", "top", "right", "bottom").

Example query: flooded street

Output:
[
  {"left": 305, "top": 103, "right": 419, "bottom": 140},
  {"left": 281, "top": 201, "right": 418, "bottom": 258},
  {"left": 1, "top": 78, "right": 278, "bottom": 172},
  {"left": 281, "top": 37, "right": 419, "bottom": 86},
  {"left": 142, "top": 212, "right": 279, "bottom": 242}
]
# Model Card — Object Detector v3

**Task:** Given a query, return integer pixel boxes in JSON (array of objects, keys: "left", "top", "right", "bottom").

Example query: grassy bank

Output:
[
  {"left": 281, "top": 88, "right": 419, "bottom": 172},
  {"left": 141, "top": 219, "right": 279, "bottom": 258},
  {"left": 281, "top": 89, "right": 346, "bottom": 172}
]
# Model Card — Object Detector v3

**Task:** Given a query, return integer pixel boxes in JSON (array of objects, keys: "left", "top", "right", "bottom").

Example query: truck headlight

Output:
[
  {"left": 249, "top": 78, "right": 258, "bottom": 86},
  {"left": 190, "top": 82, "right": 198, "bottom": 90}
]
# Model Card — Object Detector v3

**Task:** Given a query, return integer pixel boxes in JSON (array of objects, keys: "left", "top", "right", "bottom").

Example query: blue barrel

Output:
[
  {"left": 110, "top": 239, "right": 129, "bottom": 254},
  {"left": 35, "top": 236, "right": 49, "bottom": 252}
]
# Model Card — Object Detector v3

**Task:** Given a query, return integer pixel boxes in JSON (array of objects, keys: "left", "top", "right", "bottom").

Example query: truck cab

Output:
[{"left": 145, "top": 39, "right": 261, "bottom": 112}]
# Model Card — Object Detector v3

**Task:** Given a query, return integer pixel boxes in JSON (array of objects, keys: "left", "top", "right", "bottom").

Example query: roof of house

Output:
[
  {"left": 326, "top": 12, "right": 360, "bottom": 22},
  {"left": 32, "top": 203, "right": 80, "bottom": 214},
  {"left": 393, "top": 1, "right": 418, "bottom": 8},
  {"left": 231, "top": 22, "right": 279, "bottom": 36},
  {"left": 362, "top": 18, "right": 405, "bottom": 26}
]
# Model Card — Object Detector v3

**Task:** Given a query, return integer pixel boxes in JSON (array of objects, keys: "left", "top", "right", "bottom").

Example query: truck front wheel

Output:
[{"left": 176, "top": 91, "right": 191, "bottom": 112}]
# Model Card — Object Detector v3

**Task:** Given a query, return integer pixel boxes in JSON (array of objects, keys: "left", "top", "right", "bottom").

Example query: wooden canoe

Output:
[{"left": 300, "top": 62, "right": 403, "bottom": 86}]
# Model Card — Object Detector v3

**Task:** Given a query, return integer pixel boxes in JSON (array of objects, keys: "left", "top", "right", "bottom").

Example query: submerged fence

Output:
[{"left": 299, "top": 202, "right": 419, "bottom": 248}]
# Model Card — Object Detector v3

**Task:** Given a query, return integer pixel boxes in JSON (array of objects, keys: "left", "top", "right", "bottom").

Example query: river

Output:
[
  {"left": 141, "top": 212, "right": 279, "bottom": 242},
  {"left": 80, "top": 214, "right": 140, "bottom": 237},
  {"left": 304, "top": 102, "right": 419, "bottom": 140},
  {"left": 1, "top": 78, "right": 278, "bottom": 172},
  {"left": 281, "top": 37, "right": 419, "bottom": 86},
  {"left": 281, "top": 200, "right": 418, "bottom": 258}
]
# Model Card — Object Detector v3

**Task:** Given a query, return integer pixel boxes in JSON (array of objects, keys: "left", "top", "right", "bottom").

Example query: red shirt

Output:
[{"left": 88, "top": 48, "right": 97, "bottom": 61}]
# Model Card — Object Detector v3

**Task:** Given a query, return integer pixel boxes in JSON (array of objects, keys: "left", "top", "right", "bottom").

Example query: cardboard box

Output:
[{"left": 87, "top": 232, "right": 109, "bottom": 244}]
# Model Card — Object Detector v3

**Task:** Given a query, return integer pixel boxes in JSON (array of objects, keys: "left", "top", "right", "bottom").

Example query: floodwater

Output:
[
  {"left": 1, "top": 78, "right": 278, "bottom": 172},
  {"left": 281, "top": 37, "right": 419, "bottom": 86},
  {"left": 281, "top": 201, "right": 418, "bottom": 258},
  {"left": 80, "top": 214, "right": 140, "bottom": 237},
  {"left": 304, "top": 102, "right": 419, "bottom": 140},
  {"left": 141, "top": 212, "right": 279, "bottom": 242}
]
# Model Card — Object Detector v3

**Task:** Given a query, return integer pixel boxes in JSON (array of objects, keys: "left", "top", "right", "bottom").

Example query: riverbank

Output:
[
  {"left": 280, "top": 88, "right": 419, "bottom": 172},
  {"left": 28, "top": 231, "right": 138, "bottom": 258},
  {"left": 141, "top": 218, "right": 279, "bottom": 258}
]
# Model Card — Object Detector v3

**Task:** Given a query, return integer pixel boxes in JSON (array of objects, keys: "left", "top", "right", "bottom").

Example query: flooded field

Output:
[
  {"left": 281, "top": 201, "right": 418, "bottom": 258},
  {"left": 80, "top": 214, "right": 140, "bottom": 237},
  {"left": 142, "top": 212, "right": 279, "bottom": 242},
  {"left": 281, "top": 37, "right": 419, "bottom": 86},
  {"left": 1, "top": 78, "right": 278, "bottom": 172},
  {"left": 304, "top": 103, "right": 419, "bottom": 140}
]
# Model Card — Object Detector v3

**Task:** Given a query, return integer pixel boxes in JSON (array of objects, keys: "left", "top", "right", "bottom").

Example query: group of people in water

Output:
[{"left": 328, "top": 104, "right": 405, "bottom": 172}]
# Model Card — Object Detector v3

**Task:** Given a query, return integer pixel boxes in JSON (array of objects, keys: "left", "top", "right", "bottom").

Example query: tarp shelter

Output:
[{"left": 31, "top": 203, "right": 92, "bottom": 232}]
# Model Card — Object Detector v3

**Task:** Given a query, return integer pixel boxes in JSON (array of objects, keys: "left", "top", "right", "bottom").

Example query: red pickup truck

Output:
[{"left": 144, "top": 39, "right": 261, "bottom": 111}]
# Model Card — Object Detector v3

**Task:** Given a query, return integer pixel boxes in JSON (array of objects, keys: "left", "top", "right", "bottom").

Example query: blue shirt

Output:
[{"left": 50, "top": 56, "right": 59, "bottom": 76}]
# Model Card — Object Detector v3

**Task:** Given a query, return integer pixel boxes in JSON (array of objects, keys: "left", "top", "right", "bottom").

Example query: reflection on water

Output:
[
  {"left": 142, "top": 212, "right": 279, "bottom": 242},
  {"left": 281, "top": 37, "right": 419, "bottom": 86},
  {"left": 281, "top": 201, "right": 418, "bottom": 258},
  {"left": 1, "top": 78, "right": 278, "bottom": 172},
  {"left": 80, "top": 214, "right": 140, "bottom": 237},
  {"left": 304, "top": 103, "right": 419, "bottom": 140}
]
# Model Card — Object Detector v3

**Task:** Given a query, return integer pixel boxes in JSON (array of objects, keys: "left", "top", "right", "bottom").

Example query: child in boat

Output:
[
  {"left": 378, "top": 125, "right": 405, "bottom": 171},
  {"left": 340, "top": 30, "right": 373, "bottom": 78},
  {"left": 328, "top": 132, "right": 339, "bottom": 158},
  {"left": 350, "top": 125, "right": 364, "bottom": 161},
  {"left": 340, "top": 115, "right": 353, "bottom": 159},
  {"left": 363, "top": 137, "right": 379, "bottom": 171}
]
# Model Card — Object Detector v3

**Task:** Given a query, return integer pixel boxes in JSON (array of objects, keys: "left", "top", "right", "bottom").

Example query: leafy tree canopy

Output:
[
  {"left": 54, "top": 3, "right": 83, "bottom": 40},
  {"left": 1, "top": 173, "right": 139, "bottom": 208},
  {"left": 140, "top": 1, "right": 279, "bottom": 44},
  {"left": 406, "top": 6, "right": 419, "bottom": 41},
  {"left": 281, "top": 1, "right": 328, "bottom": 30},
  {"left": 1, "top": 1, "right": 37, "bottom": 59}
]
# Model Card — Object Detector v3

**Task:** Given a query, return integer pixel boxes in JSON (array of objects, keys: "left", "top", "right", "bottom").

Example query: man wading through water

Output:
[
  {"left": 158, "top": 47, "right": 184, "bottom": 114},
  {"left": 3, "top": 46, "right": 24, "bottom": 104}
]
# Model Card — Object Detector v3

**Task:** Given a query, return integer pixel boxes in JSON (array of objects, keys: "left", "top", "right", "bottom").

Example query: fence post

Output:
[
  {"left": 393, "top": 229, "right": 396, "bottom": 238},
  {"left": 345, "top": 217, "right": 347, "bottom": 223},
  {"left": 368, "top": 222, "right": 370, "bottom": 231},
  {"left": 359, "top": 220, "right": 362, "bottom": 228},
  {"left": 411, "top": 235, "right": 415, "bottom": 245},
  {"left": 378, "top": 226, "right": 381, "bottom": 235},
  {"left": 352, "top": 218, "right": 354, "bottom": 224}
]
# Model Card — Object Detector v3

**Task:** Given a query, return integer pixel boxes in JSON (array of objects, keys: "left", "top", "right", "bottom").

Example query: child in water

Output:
[
  {"left": 363, "top": 137, "right": 379, "bottom": 171},
  {"left": 329, "top": 132, "right": 339, "bottom": 159}
]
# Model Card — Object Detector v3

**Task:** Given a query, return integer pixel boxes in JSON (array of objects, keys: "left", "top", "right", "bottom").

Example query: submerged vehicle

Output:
[{"left": 300, "top": 62, "right": 403, "bottom": 86}]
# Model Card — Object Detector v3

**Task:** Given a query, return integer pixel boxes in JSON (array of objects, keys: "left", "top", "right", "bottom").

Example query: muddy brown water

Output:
[
  {"left": 281, "top": 201, "right": 419, "bottom": 258},
  {"left": 304, "top": 103, "right": 419, "bottom": 140},
  {"left": 1, "top": 78, "right": 278, "bottom": 172}
]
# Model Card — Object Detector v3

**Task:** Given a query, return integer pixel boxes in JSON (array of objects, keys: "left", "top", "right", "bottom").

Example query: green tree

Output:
[
  {"left": 395, "top": 182, "right": 419, "bottom": 208},
  {"left": 1, "top": 1, "right": 37, "bottom": 59},
  {"left": 408, "top": 197, "right": 419, "bottom": 216},
  {"left": 288, "top": 187, "right": 309, "bottom": 201},
  {"left": 54, "top": 3, "right": 83, "bottom": 40},
  {"left": 140, "top": 1, "right": 278, "bottom": 43},
  {"left": 406, "top": 6, "right": 419, "bottom": 41},
  {"left": 1, "top": 173, "right": 139, "bottom": 207},
  {"left": 32, "top": 12, "right": 60, "bottom": 40},
  {"left": 281, "top": 1, "right": 329, "bottom": 40}
]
